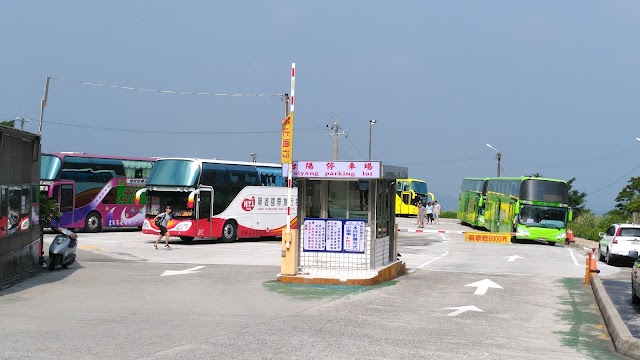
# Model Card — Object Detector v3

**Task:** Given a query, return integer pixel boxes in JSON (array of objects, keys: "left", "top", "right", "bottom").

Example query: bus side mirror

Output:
[
  {"left": 599, "top": 232, "right": 605, "bottom": 238},
  {"left": 630, "top": 251, "right": 639, "bottom": 260},
  {"left": 568, "top": 209, "right": 573, "bottom": 222}
]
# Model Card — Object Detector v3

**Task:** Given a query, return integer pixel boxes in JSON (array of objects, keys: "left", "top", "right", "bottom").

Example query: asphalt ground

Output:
[
  {"left": 598, "top": 260, "right": 640, "bottom": 339},
  {"left": 0, "top": 218, "right": 629, "bottom": 359}
]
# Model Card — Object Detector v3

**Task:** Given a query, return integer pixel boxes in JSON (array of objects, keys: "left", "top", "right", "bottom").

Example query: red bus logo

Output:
[{"left": 242, "top": 196, "right": 256, "bottom": 211}]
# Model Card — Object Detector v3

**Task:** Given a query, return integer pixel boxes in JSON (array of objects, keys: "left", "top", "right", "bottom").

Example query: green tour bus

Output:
[
  {"left": 457, "top": 177, "right": 488, "bottom": 228},
  {"left": 459, "top": 176, "right": 572, "bottom": 245}
]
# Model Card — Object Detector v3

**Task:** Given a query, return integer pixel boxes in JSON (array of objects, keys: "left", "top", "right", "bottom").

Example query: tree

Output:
[
  {"left": 567, "top": 177, "right": 587, "bottom": 217},
  {"left": 0, "top": 120, "right": 15, "bottom": 127},
  {"left": 39, "top": 192, "right": 61, "bottom": 229},
  {"left": 615, "top": 177, "right": 640, "bottom": 215},
  {"left": 526, "top": 173, "right": 543, "bottom": 178}
]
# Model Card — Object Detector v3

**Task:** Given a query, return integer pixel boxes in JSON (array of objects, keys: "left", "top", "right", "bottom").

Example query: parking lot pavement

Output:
[
  {"left": 3, "top": 221, "right": 627, "bottom": 358},
  {"left": 42, "top": 229, "right": 283, "bottom": 266},
  {"left": 599, "top": 262, "right": 640, "bottom": 339},
  {"left": 0, "top": 251, "right": 623, "bottom": 359},
  {"left": 396, "top": 218, "right": 620, "bottom": 278}
]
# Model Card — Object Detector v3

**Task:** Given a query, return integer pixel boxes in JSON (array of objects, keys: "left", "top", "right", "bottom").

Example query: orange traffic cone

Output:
[{"left": 567, "top": 228, "right": 575, "bottom": 243}]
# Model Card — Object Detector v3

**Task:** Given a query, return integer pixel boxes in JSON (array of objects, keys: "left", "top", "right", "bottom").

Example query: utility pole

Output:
[
  {"left": 496, "top": 152, "right": 501, "bottom": 177},
  {"left": 327, "top": 114, "right": 346, "bottom": 160},
  {"left": 17, "top": 117, "right": 31, "bottom": 131}
]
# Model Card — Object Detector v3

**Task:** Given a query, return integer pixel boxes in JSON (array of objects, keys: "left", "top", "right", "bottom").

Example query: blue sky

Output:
[{"left": 2, "top": 1, "right": 640, "bottom": 212}]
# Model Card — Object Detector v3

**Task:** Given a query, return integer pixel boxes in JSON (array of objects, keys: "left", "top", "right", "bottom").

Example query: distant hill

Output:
[{"left": 433, "top": 193, "right": 458, "bottom": 211}]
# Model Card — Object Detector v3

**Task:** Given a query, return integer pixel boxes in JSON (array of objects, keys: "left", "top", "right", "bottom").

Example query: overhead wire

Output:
[
  {"left": 586, "top": 162, "right": 640, "bottom": 196},
  {"left": 50, "top": 77, "right": 285, "bottom": 97},
  {"left": 43, "top": 120, "right": 326, "bottom": 135},
  {"left": 345, "top": 135, "right": 367, "bottom": 160},
  {"left": 396, "top": 155, "right": 494, "bottom": 166},
  {"left": 508, "top": 144, "right": 640, "bottom": 169}
]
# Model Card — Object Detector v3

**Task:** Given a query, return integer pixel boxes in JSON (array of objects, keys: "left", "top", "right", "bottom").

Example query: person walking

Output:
[
  {"left": 417, "top": 202, "right": 426, "bottom": 228},
  {"left": 154, "top": 206, "right": 173, "bottom": 249},
  {"left": 426, "top": 202, "right": 434, "bottom": 225},
  {"left": 433, "top": 200, "right": 441, "bottom": 225}
]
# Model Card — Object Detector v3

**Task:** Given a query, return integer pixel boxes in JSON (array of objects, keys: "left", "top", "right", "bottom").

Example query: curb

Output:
[{"left": 591, "top": 274, "right": 640, "bottom": 359}]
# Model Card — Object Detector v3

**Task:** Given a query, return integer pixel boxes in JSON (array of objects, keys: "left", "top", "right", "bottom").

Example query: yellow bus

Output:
[{"left": 395, "top": 178, "right": 435, "bottom": 216}]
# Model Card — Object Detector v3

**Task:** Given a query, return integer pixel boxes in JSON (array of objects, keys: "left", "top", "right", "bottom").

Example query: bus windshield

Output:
[
  {"left": 148, "top": 160, "right": 200, "bottom": 187},
  {"left": 411, "top": 181, "right": 428, "bottom": 194},
  {"left": 147, "top": 191, "right": 193, "bottom": 219},
  {"left": 41, "top": 154, "right": 62, "bottom": 180},
  {"left": 519, "top": 205, "right": 567, "bottom": 228},
  {"left": 521, "top": 180, "right": 568, "bottom": 203}
]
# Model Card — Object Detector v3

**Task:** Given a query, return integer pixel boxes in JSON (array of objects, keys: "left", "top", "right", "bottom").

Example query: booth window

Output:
[
  {"left": 305, "top": 180, "right": 322, "bottom": 218},
  {"left": 327, "top": 181, "right": 368, "bottom": 220}
]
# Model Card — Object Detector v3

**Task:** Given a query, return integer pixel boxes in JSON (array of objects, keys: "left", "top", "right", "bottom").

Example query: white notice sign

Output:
[
  {"left": 325, "top": 220, "right": 343, "bottom": 252},
  {"left": 303, "top": 219, "right": 326, "bottom": 251},
  {"left": 344, "top": 221, "right": 366, "bottom": 252}
]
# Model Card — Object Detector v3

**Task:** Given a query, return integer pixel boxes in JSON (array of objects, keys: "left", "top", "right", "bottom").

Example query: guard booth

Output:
[{"left": 278, "top": 161, "right": 407, "bottom": 285}]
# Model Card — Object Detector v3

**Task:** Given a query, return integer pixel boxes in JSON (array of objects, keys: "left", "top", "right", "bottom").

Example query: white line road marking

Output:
[
  {"left": 465, "top": 279, "right": 503, "bottom": 295},
  {"left": 439, "top": 233, "right": 447, "bottom": 241},
  {"left": 417, "top": 251, "right": 450, "bottom": 269},
  {"left": 568, "top": 248, "right": 579, "bottom": 266},
  {"left": 407, "top": 269, "right": 416, "bottom": 274},
  {"left": 161, "top": 266, "right": 205, "bottom": 277},
  {"left": 444, "top": 305, "right": 483, "bottom": 317}
]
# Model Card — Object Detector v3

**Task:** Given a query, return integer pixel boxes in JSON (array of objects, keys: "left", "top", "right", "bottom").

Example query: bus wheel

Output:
[
  {"left": 180, "top": 236, "right": 194, "bottom": 243},
  {"left": 547, "top": 241, "right": 556, "bottom": 246},
  {"left": 84, "top": 212, "right": 102, "bottom": 233},
  {"left": 221, "top": 221, "right": 237, "bottom": 243}
]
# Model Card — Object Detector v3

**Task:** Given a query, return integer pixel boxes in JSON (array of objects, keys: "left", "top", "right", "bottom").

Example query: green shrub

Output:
[
  {"left": 439, "top": 211, "right": 458, "bottom": 219},
  {"left": 571, "top": 210, "right": 633, "bottom": 241}
]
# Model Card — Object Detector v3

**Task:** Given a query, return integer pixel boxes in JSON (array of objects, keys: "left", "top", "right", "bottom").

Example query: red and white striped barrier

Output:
[
  {"left": 398, "top": 228, "right": 466, "bottom": 235},
  {"left": 398, "top": 228, "right": 517, "bottom": 236}
]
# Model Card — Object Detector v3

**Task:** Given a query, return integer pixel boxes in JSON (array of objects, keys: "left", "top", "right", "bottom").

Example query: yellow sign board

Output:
[
  {"left": 281, "top": 112, "right": 293, "bottom": 164},
  {"left": 465, "top": 232, "right": 511, "bottom": 244}
]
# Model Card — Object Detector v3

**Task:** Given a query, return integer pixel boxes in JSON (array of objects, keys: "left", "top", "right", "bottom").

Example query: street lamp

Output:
[
  {"left": 368, "top": 119, "right": 377, "bottom": 160},
  {"left": 636, "top": 138, "right": 640, "bottom": 142},
  {"left": 486, "top": 144, "right": 502, "bottom": 177}
]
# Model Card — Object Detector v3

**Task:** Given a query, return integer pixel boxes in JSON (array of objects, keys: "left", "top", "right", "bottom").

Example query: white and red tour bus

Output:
[{"left": 138, "top": 158, "right": 297, "bottom": 242}]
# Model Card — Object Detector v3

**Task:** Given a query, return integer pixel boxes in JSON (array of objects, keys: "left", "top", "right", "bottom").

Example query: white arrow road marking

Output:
[
  {"left": 465, "top": 279, "right": 503, "bottom": 295},
  {"left": 505, "top": 255, "right": 523, "bottom": 262},
  {"left": 161, "top": 266, "right": 206, "bottom": 277},
  {"left": 444, "top": 305, "right": 484, "bottom": 317}
]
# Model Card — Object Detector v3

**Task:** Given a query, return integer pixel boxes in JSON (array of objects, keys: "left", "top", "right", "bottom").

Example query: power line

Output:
[
  {"left": 43, "top": 120, "right": 326, "bottom": 135},
  {"left": 344, "top": 133, "right": 367, "bottom": 160},
  {"left": 50, "top": 77, "right": 285, "bottom": 97},
  {"left": 337, "top": 143, "right": 353, "bottom": 160},
  {"left": 396, "top": 155, "right": 494, "bottom": 166},
  {"left": 509, "top": 145, "right": 640, "bottom": 169},
  {"left": 587, "top": 162, "right": 640, "bottom": 196}
]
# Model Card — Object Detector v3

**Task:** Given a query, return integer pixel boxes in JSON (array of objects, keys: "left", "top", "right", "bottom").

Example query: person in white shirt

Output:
[{"left": 433, "top": 201, "right": 441, "bottom": 225}]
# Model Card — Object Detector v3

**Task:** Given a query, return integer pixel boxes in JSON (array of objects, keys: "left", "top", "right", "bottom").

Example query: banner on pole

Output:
[{"left": 281, "top": 112, "right": 294, "bottom": 164}]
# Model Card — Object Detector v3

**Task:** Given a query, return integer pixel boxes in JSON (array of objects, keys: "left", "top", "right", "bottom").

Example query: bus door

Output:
[
  {"left": 494, "top": 200, "right": 501, "bottom": 232},
  {"left": 400, "top": 182, "right": 410, "bottom": 215},
  {"left": 196, "top": 187, "right": 214, "bottom": 237},
  {"left": 51, "top": 181, "right": 75, "bottom": 225}
]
